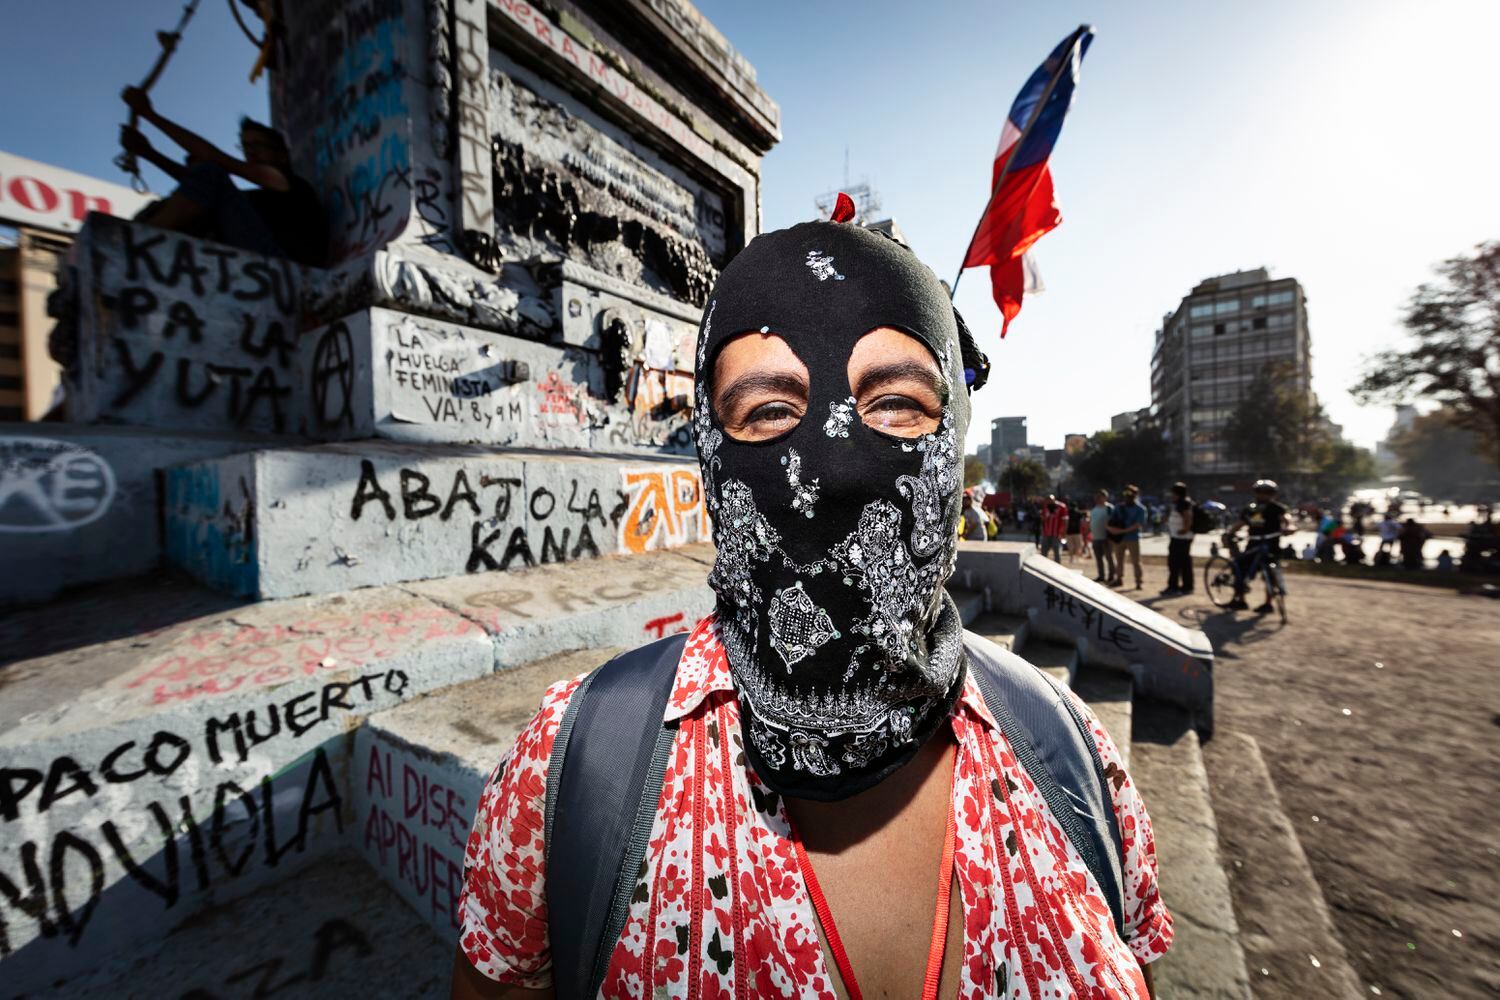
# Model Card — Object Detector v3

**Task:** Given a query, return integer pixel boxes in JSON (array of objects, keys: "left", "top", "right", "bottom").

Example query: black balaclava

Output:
[{"left": 693, "top": 219, "right": 988, "bottom": 801}]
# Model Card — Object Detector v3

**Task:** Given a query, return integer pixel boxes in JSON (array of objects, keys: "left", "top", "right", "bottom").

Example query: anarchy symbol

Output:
[{"left": 312, "top": 322, "right": 355, "bottom": 427}]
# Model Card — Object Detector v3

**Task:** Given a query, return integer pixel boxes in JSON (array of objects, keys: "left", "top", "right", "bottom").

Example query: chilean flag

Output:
[{"left": 962, "top": 26, "right": 1093, "bottom": 337}]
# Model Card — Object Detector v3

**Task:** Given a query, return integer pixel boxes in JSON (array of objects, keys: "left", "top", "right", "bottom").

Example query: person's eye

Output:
[
  {"left": 746, "top": 401, "right": 801, "bottom": 431},
  {"left": 861, "top": 394, "right": 933, "bottom": 433},
  {"left": 724, "top": 399, "right": 804, "bottom": 440}
]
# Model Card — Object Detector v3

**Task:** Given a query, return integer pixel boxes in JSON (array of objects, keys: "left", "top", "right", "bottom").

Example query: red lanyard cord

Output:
[
  {"left": 791, "top": 790, "right": 959, "bottom": 1000},
  {"left": 923, "top": 792, "right": 959, "bottom": 999}
]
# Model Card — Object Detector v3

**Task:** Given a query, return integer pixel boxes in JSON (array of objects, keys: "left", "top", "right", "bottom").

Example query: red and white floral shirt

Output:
[{"left": 459, "top": 615, "right": 1173, "bottom": 998}]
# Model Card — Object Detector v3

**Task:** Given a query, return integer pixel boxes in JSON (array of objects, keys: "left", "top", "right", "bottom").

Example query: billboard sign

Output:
[{"left": 0, "top": 150, "right": 152, "bottom": 234}]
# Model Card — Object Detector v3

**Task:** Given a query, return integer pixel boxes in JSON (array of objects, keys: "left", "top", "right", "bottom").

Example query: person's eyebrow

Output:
[
  {"left": 851, "top": 360, "right": 948, "bottom": 403},
  {"left": 713, "top": 370, "right": 808, "bottom": 417}
]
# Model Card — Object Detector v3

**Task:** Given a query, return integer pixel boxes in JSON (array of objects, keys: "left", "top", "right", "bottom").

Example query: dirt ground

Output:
[{"left": 1127, "top": 558, "right": 1500, "bottom": 998}]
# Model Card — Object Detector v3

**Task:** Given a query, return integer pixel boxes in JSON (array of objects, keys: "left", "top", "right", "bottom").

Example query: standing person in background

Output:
[
  {"left": 1109, "top": 485, "right": 1147, "bottom": 589},
  {"left": 1163, "top": 482, "right": 1195, "bottom": 596},
  {"left": 1377, "top": 512, "right": 1401, "bottom": 556},
  {"left": 1065, "top": 501, "right": 1085, "bottom": 563},
  {"left": 1399, "top": 518, "right": 1431, "bottom": 570},
  {"left": 1031, "top": 501, "right": 1044, "bottom": 547},
  {"left": 1090, "top": 490, "right": 1115, "bottom": 583},
  {"left": 1040, "top": 494, "right": 1068, "bottom": 561},
  {"left": 960, "top": 491, "right": 988, "bottom": 541}
]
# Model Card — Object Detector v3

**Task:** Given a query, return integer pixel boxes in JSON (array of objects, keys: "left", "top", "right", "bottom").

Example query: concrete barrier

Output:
[
  {"left": 1019, "top": 551, "right": 1215, "bottom": 734},
  {"left": 164, "top": 442, "right": 712, "bottom": 598},
  {"left": 954, "top": 542, "right": 1215, "bottom": 734},
  {"left": 0, "top": 424, "right": 287, "bottom": 605}
]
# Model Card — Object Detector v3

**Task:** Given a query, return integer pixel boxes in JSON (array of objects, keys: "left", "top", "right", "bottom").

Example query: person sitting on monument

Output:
[
  {"left": 119, "top": 86, "right": 326, "bottom": 266},
  {"left": 451, "top": 215, "right": 1173, "bottom": 999}
]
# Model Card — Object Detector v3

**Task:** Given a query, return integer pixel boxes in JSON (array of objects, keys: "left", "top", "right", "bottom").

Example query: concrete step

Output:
[
  {"left": 311, "top": 305, "right": 698, "bottom": 456},
  {"left": 353, "top": 647, "right": 618, "bottom": 933},
  {"left": 967, "top": 610, "right": 1029, "bottom": 653},
  {"left": 163, "top": 441, "right": 711, "bottom": 598},
  {"left": 28, "top": 849, "right": 449, "bottom": 999},
  {"left": 947, "top": 586, "right": 985, "bottom": 627},
  {"left": 0, "top": 545, "right": 710, "bottom": 991},
  {"left": 1131, "top": 700, "right": 1252, "bottom": 999},
  {"left": 0, "top": 423, "right": 291, "bottom": 606},
  {"left": 1201, "top": 732, "right": 1363, "bottom": 997},
  {"left": 1070, "top": 664, "right": 1134, "bottom": 770},
  {"left": 58, "top": 219, "right": 693, "bottom": 458}
]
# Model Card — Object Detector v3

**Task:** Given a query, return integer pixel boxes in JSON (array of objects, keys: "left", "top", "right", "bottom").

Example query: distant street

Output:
[{"left": 996, "top": 528, "right": 1468, "bottom": 568}]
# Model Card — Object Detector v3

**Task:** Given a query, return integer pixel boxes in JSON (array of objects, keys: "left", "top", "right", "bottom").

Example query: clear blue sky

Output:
[
  {"left": 5, "top": 1, "right": 1497, "bottom": 454},
  {"left": 0, "top": 2, "right": 269, "bottom": 187}
]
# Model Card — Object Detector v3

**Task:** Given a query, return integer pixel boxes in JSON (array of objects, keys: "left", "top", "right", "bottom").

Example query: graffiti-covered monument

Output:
[{"left": 1, "top": 1, "right": 780, "bottom": 992}]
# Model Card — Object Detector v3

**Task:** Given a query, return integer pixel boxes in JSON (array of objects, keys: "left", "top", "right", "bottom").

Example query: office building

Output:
[
  {"left": 1110, "top": 407, "right": 1150, "bottom": 434},
  {"left": 1151, "top": 268, "right": 1312, "bottom": 488},
  {"left": 990, "top": 416, "right": 1028, "bottom": 464},
  {"left": 0, "top": 228, "right": 70, "bottom": 420},
  {"left": 1375, "top": 404, "right": 1417, "bottom": 473},
  {"left": 0, "top": 150, "right": 150, "bottom": 420}
]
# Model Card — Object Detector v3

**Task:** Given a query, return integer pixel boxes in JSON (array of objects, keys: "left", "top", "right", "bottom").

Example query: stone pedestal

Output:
[{"left": 1, "top": 2, "right": 778, "bottom": 990}]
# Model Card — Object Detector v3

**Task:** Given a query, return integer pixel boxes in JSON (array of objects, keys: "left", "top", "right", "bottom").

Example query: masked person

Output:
[{"left": 452, "top": 219, "right": 1172, "bottom": 1000}]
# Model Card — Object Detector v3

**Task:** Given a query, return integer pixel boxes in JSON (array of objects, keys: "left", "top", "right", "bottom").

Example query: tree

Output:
[
  {"left": 1221, "top": 361, "right": 1328, "bottom": 488},
  {"left": 1352, "top": 241, "right": 1500, "bottom": 470},
  {"left": 1069, "top": 425, "right": 1178, "bottom": 495},
  {"left": 1391, "top": 411, "right": 1500, "bottom": 501},
  {"left": 1309, "top": 440, "right": 1377, "bottom": 499},
  {"left": 998, "top": 457, "right": 1047, "bottom": 500},
  {"left": 963, "top": 455, "right": 987, "bottom": 488}
]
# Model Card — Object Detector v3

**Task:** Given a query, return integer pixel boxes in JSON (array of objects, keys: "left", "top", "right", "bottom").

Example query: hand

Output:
[
  {"left": 119, "top": 125, "right": 151, "bottom": 157},
  {"left": 121, "top": 86, "right": 152, "bottom": 116}
]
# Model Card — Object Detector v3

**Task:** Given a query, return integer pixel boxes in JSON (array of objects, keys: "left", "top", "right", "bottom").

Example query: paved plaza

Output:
[{"left": 1122, "top": 557, "right": 1499, "bottom": 999}]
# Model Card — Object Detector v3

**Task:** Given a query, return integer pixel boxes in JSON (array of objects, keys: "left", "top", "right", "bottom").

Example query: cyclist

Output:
[{"left": 1227, "top": 479, "right": 1291, "bottom": 612}]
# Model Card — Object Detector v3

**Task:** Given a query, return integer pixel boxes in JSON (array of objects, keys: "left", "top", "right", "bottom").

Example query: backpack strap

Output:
[
  {"left": 962, "top": 632, "right": 1127, "bottom": 938},
  {"left": 544, "top": 632, "right": 689, "bottom": 1000}
]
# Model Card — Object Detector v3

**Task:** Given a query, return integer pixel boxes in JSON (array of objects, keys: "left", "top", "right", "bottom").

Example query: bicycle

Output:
[{"left": 1204, "top": 531, "right": 1288, "bottom": 623}]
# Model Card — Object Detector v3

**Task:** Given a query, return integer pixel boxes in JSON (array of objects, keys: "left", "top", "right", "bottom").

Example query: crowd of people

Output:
[
  {"left": 963, "top": 486, "right": 1156, "bottom": 590},
  {"left": 962, "top": 480, "right": 1500, "bottom": 613}
]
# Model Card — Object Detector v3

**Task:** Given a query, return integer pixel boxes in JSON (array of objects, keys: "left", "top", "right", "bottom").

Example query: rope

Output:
[{"left": 226, "top": 0, "right": 265, "bottom": 49}]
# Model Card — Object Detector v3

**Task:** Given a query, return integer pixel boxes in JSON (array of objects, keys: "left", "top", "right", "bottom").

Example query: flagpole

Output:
[{"left": 949, "top": 26, "right": 1087, "bottom": 301}]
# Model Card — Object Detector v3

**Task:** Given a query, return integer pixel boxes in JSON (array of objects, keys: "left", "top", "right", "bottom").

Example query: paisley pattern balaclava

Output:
[{"left": 693, "top": 219, "right": 987, "bottom": 801}]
